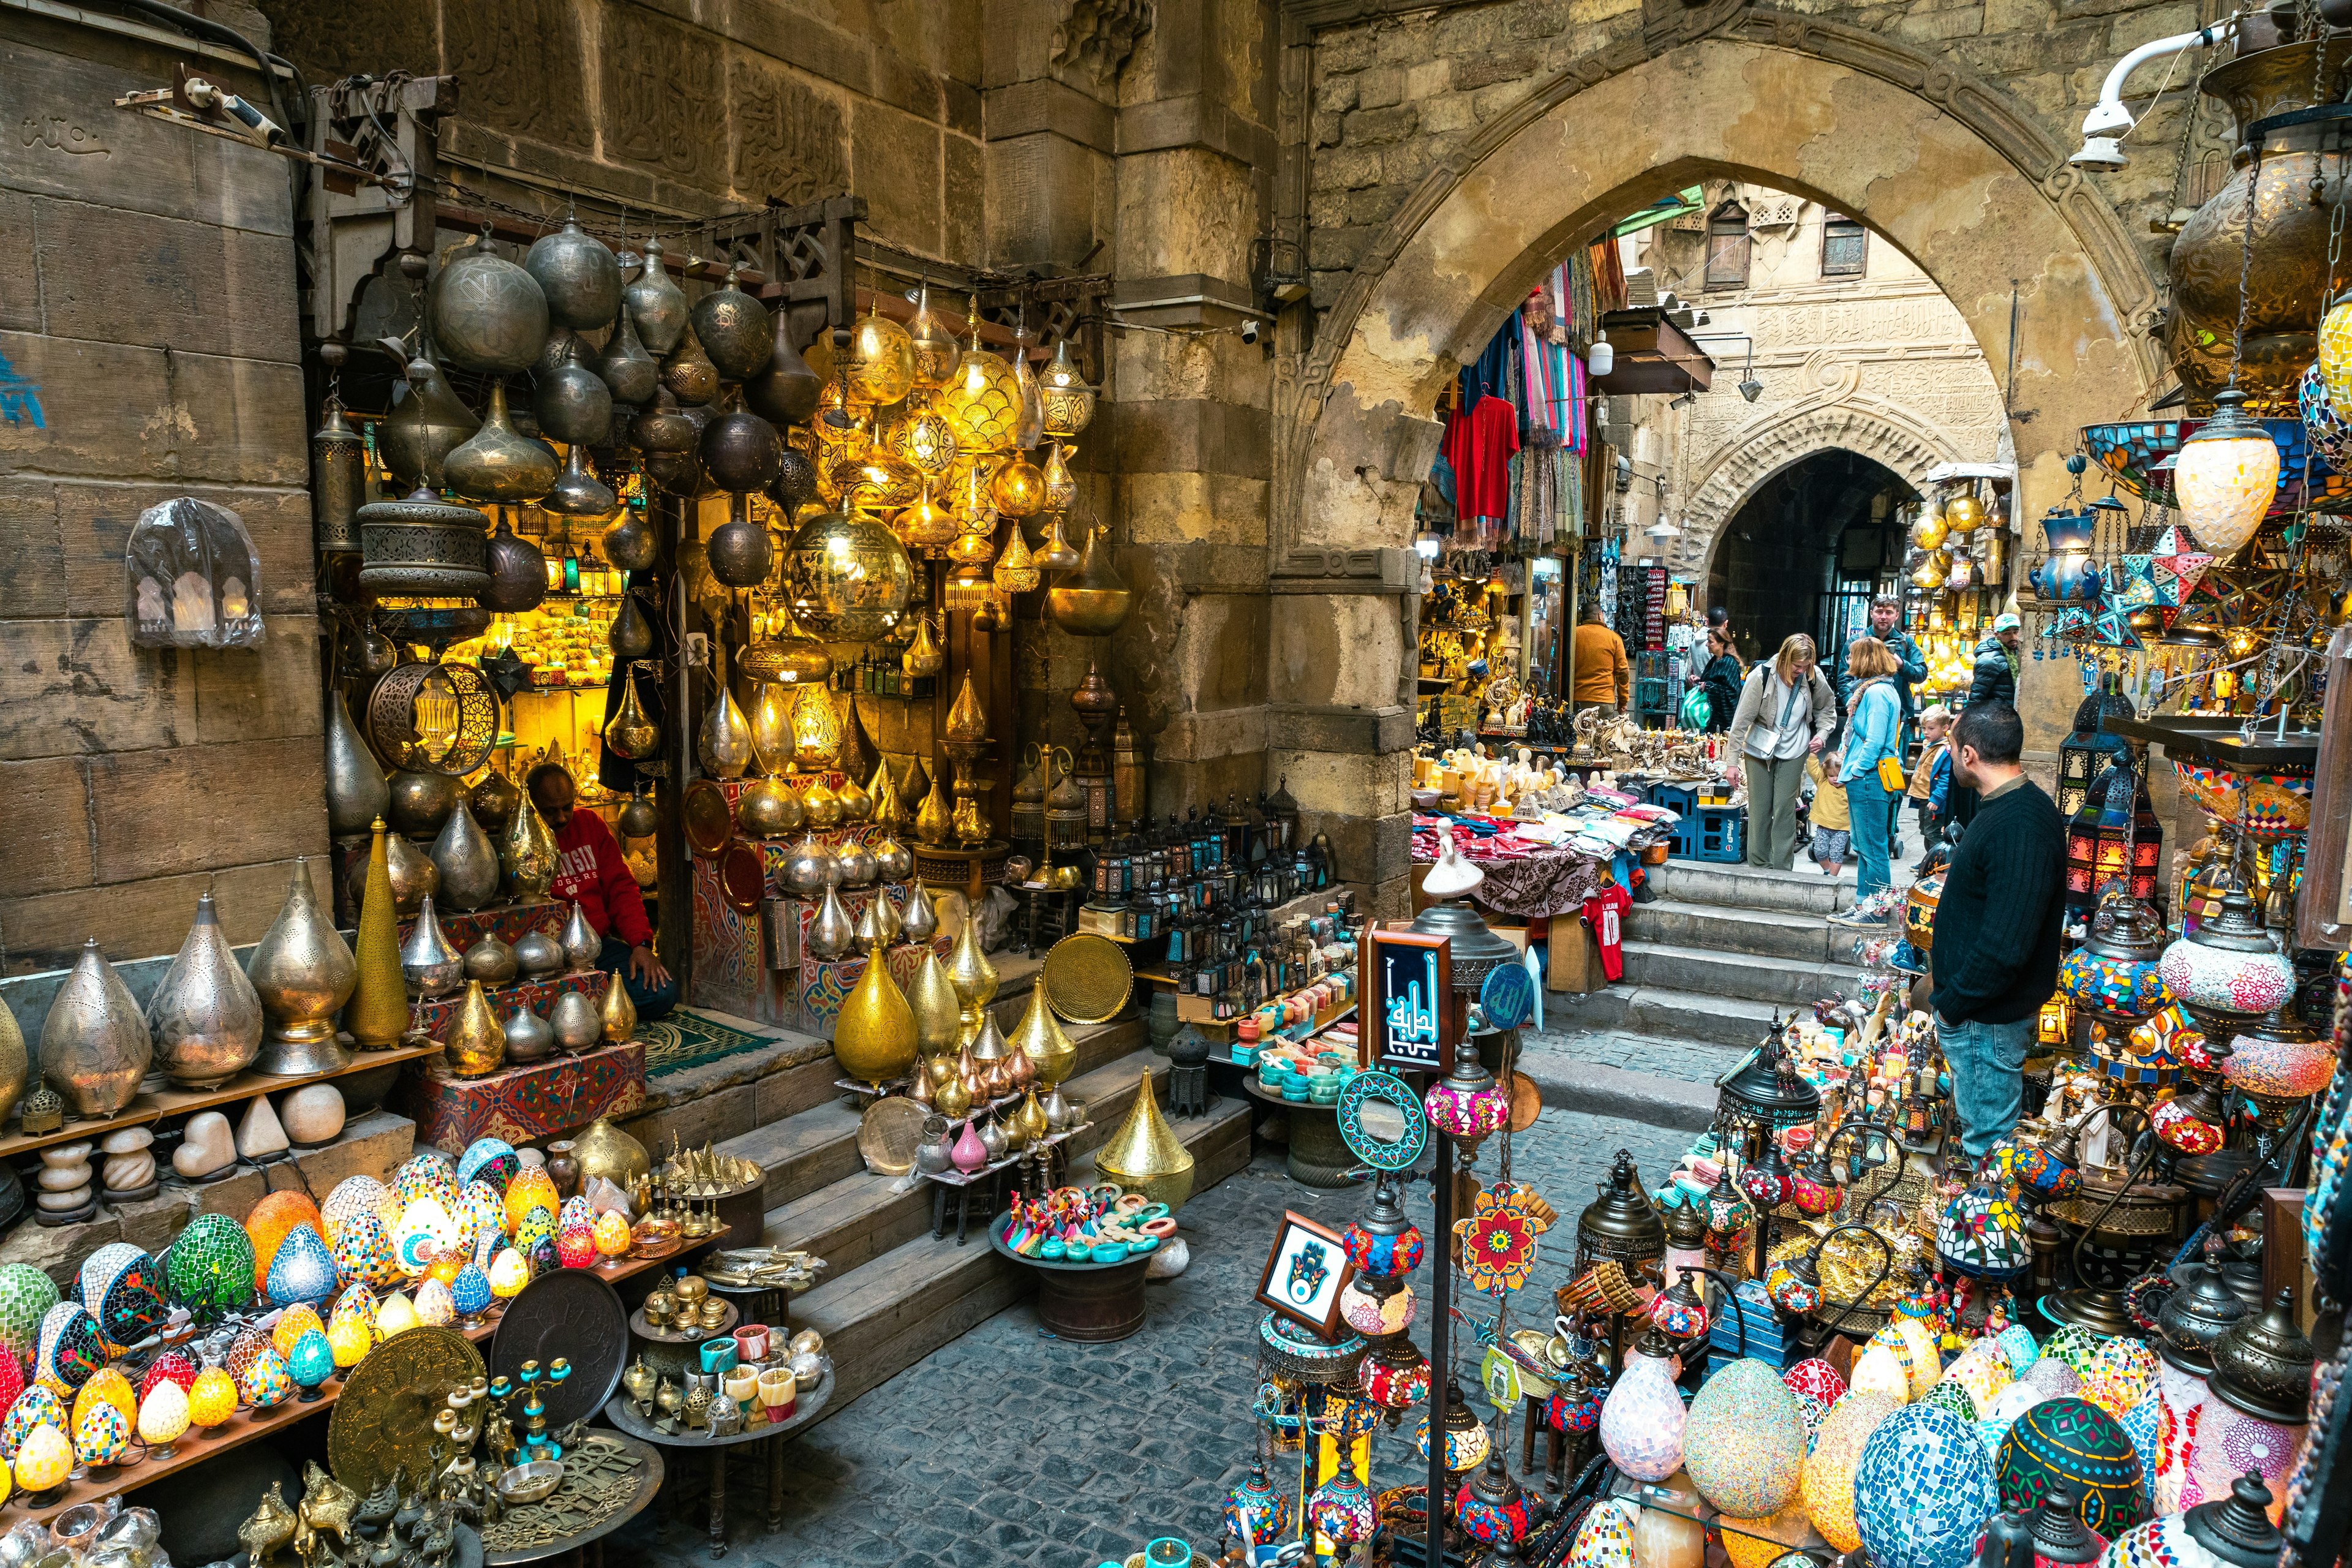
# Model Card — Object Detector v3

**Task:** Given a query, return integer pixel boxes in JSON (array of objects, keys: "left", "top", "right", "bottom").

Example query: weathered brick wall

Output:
[
  {"left": 1300, "top": 0, "right": 2218, "bottom": 315},
  {"left": 0, "top": 12, "right": 331, "bottom": 974}
]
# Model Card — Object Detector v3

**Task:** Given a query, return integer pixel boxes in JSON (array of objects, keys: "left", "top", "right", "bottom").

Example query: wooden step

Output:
[
  {"left": 755, "top": 1044, "right": 1213, "bottom": 1277},
  {"left": 711, "top": 1013, "right": 1147, "bottom": 1213},
  {"left": 790, "top": 1063, "right": 1252, "bottom": 1419}
]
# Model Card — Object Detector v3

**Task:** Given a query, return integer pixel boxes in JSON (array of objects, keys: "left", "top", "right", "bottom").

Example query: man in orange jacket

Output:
[{"left": 1570, "top": 603, "right": 1630, "bottom": 718}]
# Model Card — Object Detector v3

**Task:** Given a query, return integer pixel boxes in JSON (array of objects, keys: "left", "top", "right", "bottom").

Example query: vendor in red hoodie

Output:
[{"left": 527, "top": 763, "right": 677, "bottom": 1021}]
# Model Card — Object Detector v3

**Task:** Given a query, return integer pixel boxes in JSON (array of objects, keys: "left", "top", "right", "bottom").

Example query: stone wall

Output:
[{"left": 0, "top": 10, "right": 330, "bottom": 974}]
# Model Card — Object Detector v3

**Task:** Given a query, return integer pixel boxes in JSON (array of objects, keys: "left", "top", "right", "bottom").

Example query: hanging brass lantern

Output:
[
  {"left": 907, "top": 282, "right": 962, "bottom": 388},
  {"left": 894, "top": 486, "right": 959, "bottom": 553},
  {"left": 902, "top": 614, "right": 945, "bottom": 677},
  {"left": 1043, "top": 747, "right": 1089, "bottom": 851},
  {"left": 1035, "top": 512, "right": 1083, "bottom": 572},
  {"left": 1046, "top": 524, "right": 1133, "bottom": 636},
  {"left": 891, "top": 396, "right": 959, "bottom": 476},
  {"left": 937, "top": 294, "right": 1023, "bottom": 454},
  {"left": 990, "top": 454, "right": 1047, "bottom": 518},
  {"left": 845, "top": 303, "right": 917, "bottom": 409},
  {"left": 1041, "top": 442, "right": 1077, "bottom": 514},
  {"left": 993, "top": 524, "right": 1041, "bottom": 595},
  {"left": 739, "top": 603, "right": 833, "bottom": 687},
  {"left": 1038, "top": 339, "right": 1097, "bottom": 439},
  {"left": 603, "top": 665, "right": 660, "bottom": 761}
]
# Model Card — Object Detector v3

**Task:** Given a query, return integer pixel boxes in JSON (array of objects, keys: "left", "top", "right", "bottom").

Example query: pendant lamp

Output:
[{"left": 2172, "top": 390, "right": 2277, "bottom": 559}]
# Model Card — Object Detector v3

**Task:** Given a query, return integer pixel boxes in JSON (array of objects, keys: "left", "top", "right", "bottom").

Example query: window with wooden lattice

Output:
[
  {"left": 1822, "top": 213, "right": 1868, "bottom": 277},
  {"left": 1704, "top": 204, "right": 1750, "bottom": 290}
]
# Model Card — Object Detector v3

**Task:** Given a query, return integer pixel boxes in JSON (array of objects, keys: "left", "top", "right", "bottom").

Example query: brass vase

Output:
[
  {"left": 250, "top": 858, "right": 358, "bottom": 1074},
  {"left": 549, "top": 990, "right": 600, "bottom": 1052},
  {"left": 326, "top": 688, "right": 390, "bottom": 840},
  {"left": 347, "top": 823, "right": 412, "bottom": 1050},
  {"left": 502, "top": 796, "right": 558, "bottom": 900},
  {"left": 442, "top": 981, "right": 504, "bottom": 1079},
  {"left": 39, "top": 938, "right": 151, "bottom": 1115},
  {"left": 1011, "top": 982, "right": 1077, "bottom": 1089},
  {"left": 600, "top": 970, "right": 638, "bottom": 1044},
  {"left": 910, "top": 950, "right": 964, "bottom": 1058},
  {"left": 0, "top": 990, "right": 24, "bottom": 1127},
  {"left": 832, "top": 944, "right": 917, "bottom": 1087},
  {"left": 900, "top": 881, "right": 940, "bottom": 947},
  {"left": 430, "top": 799, "right": 501, "bottom": 913},
  {"left": 1096, "top": 1068, "right": 1194, "bottom": 1211},
  {"left": 148, "top": 889, "right": 264, "bottom": 1088},
  {"left": 574, "top": 1114, "right": 652, "bottom": 1186}
]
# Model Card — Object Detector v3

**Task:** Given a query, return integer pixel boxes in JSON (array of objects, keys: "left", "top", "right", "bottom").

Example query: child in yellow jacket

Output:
[{"left": 1805, "top": 752, "right": 1850, "bottom": 875}]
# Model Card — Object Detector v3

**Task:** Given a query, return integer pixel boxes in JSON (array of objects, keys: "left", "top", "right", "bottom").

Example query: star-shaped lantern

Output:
[{"left": 2148, "top": 525, "right": 2212, "bottom": 606}]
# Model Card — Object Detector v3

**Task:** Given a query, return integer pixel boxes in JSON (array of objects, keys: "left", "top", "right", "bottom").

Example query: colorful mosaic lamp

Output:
[
  {"left": 1423, "top": 1036, "right": 1510, "bottom": 1157},
  {"left": 2057, "top": 887, "right": 2171, "bottom": 1030},
  {"left": 1340, "top": 1175, "right": 1425, "bottom": 1278},
  {"left": 2159, "top": 886, "right": 2296, "bottom": 1046},
  {"left": 2173, "top": 390, "right": 2280, "bottom": 559},
  {"left": 2056, "top": 675, "right": 2133, "bottom": 818},
  {"left": 1306, "top": 1453, "right": 1376, "bottom": 1558},
  {"left": 1453, "top": 1446, "right": 1532, "bottom": 1546},
  {"left": 1414, "top": 1380, "right": 1492, "bottom": 1474}
]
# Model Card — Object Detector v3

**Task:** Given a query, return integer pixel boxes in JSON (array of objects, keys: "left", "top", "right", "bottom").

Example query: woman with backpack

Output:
[
  {"left": 1722, "top": 634, "right": 1837, "bottom": 870},
  {"left": 1696, "top": 627, "right": 1744, "bottom": 733}
]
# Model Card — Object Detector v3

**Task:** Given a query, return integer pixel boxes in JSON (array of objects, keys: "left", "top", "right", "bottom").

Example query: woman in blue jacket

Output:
[{"left": 1831, "top": 636, "right": 1907, "bottom": 916}]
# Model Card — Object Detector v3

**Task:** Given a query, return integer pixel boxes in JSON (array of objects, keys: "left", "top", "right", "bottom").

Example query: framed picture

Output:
[
  {"left": 1365, "top": 926, "right": 1452, "bottom": 1072},
  {"left": 1254, "top": 1210, "right": 1357, "bottom": 1339}
]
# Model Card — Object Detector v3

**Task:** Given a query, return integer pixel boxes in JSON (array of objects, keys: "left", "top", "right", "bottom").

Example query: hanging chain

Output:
[{"left": 2229, "top": 141, "right": 2263, "bottom": 388}]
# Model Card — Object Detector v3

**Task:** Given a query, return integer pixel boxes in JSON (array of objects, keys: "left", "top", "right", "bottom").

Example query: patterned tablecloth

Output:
[
  {"left": 1423, "top": 848, "right": 1608, "bottom": 919},
  {"left": 398, "top": 1038, "right": 646, "bottom": 1152}
]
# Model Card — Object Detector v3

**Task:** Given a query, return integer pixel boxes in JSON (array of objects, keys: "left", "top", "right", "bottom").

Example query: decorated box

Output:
[{"left": 399, "top": 1038, "right": 647, "bottom": 1152}]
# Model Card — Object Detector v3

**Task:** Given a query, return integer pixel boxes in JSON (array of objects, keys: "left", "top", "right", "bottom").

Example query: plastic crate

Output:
[
  {"left": 1669, "top": 802, "right": 1744, "bottom": 862},
  {"left": 1646, "top": 782, "right": 1698, "bottom": 818}
]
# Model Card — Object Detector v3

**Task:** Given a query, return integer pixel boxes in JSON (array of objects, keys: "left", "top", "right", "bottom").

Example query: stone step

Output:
[
  {"left": 1648, "top": 859, "right": 1853, "bottom": 914},
  {"left": 713, "top": 1013, "right": 1147, "bottom": 1215},
  {"left": 1624, "top": 897, "right": 1842, "bottom": 963},
  {"left": 790, "top": 1068, "right": 1254, "bottom": 1420},
  {"left": 1514, "top": 1035, "right": 1721, "bottom": 1132},
  {"left": 1617, "top": 939, "right": 1866, "bottom": 1009},
  {"left": 1542, "top": 982, "right": 1782, "bottom": 1050},
  {"left": 755, "top": 1045, "right": 1209, "bottom": 1276}
]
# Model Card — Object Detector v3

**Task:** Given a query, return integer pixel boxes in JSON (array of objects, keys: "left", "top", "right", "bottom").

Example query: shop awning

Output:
[
  {"left": 1609, "top": 187, "right": 1705, "bottom": 239},
  {"left": 1590, "top": 307, "right": 1714, "bottom": 396}
]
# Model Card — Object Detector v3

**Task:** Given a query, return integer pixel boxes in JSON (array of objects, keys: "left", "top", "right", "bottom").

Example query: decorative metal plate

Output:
[
  {"left": 329, "top": 1326, "right": 485, "bottom": 1493},
  {"left": 488, "top": 1270, "right": 630, "bottom": 1431},
  {"left": 1042, "top": 933, "right": 1131, "bottom": 1023},
  {"left": 684, "top": 782, "right": 733, "bottom": 858},
  {"left": 1505, "top": 1068, "right": 1542, "bottom": 1133},
  {"left": 719, "top": 839, "right": 766, "bottom": 911},
  {"left": 856, "top": 1096, "right": 927, "bottom": 1175},
  {"left": 1479, "top": 962, "right": 1536, "bottom": 1031},
  {"left": 1337, "top": 1070, "right": 1428, "bottom": 1172}
]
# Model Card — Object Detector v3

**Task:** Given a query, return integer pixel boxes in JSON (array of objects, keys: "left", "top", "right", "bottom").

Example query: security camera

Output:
[
  {"left": 1240, "top": 319, "right": 1262, "bottom": 345},
  {"left": 2070, "top": 137, "right": 2128, "bottom": 170},
  {"left": 1740, "top": 377, "right": 1764, "bottom": 403}
]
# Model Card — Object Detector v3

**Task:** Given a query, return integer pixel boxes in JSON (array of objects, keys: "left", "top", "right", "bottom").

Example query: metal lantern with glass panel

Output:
[{"left": 1711, "top": 1016, "right": 1822, "bottom": 1277}]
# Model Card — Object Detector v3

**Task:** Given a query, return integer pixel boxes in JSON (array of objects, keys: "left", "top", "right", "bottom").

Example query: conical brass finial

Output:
[
  {"left": 946, "top": 908, "right": 999, "bottom": 1018},
  {"left": 1011, "top": 982, "right": 1077, "bottom": 1088},
  {"left": 599, "top": 968, "right": 638, "bottom": 1044},
  {"left": 914, "top": 766, "right": 954, "bottom": 845},
  {"left": 1097, "top": 1068, "right": 1194, "bottom": 1210},
  {"left": 443, "top": 980, "right": 504, "bottom": 1078},
  {"left": 349, "top": 820, "right": 412, "bottom": 1048}
]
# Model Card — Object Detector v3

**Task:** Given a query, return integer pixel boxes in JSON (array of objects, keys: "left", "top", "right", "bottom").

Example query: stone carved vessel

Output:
[{"left": 147, "top": 891, "right": 264, "bottom": 1088}]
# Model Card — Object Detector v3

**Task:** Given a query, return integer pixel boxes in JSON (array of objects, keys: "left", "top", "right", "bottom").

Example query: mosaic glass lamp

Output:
[{"left": 2173, "top": 390, "right": 2279, "bottom": 558}]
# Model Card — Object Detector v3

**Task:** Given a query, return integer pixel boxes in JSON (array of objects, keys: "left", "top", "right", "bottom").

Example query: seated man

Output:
[{"left": 527, "top": 763, "right": 677, "bottom": 1022}]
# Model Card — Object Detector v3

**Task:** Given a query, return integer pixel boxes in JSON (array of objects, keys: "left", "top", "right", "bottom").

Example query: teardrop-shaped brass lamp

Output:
[
  {"left": 833, "top": 944, "right": 918, "bottom": 1087},
  {"left": 910, "top": 950, "right": 964, "bottom": 1058},
  {"left": 1011, "top": 982, "right": 1078, "bottom": 1088}
]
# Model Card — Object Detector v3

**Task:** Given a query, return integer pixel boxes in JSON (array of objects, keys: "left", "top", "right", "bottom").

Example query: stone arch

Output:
[
  {"left": 1277, "top": 5, "right": 2161, "bottom": 568},
  {"left": 1676, "top": 398, "right": 1958, "bottom": 578}
]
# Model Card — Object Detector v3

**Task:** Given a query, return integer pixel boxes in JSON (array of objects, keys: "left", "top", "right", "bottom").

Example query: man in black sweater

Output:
[{"left": 1929, "top": 703, "right": 2064, "bottom": 1162}]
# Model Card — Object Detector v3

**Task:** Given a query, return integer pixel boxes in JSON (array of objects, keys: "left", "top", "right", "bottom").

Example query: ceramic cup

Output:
[
  {"left": 699, "top": 1338, "right": 738, "bottom": 1376},
  {"left": 756, "top": 1366, "right": 796, "bottom": 1423},
  {"left": 733, "top": 1323, "right": 770, "bottom": 1363}
]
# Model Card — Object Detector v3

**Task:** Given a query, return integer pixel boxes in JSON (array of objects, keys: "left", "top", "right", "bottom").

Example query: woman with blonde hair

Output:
[
  {"left": 1833, "top": 635, "right": 1907, "bottom": 914},
  {"left": 1722, "top": 633, "right": 1837, "bottom": 869}
]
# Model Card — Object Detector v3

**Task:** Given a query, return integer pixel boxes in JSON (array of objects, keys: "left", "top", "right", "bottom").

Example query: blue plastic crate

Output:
[
  {"left": 1646, "top": 782, "right": 1699, "bottom": 818},
  {"left": 1669, "top": 802, "right": 1744, "bottom": 862}
]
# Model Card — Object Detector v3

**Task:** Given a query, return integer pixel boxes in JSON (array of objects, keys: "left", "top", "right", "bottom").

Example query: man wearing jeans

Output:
[{"left": 1928, "top": 703, "right": 2063, "bottom": 1163}]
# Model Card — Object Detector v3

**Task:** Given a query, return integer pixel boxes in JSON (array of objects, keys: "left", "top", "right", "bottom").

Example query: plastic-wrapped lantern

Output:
[
  {"left": 1599, "top": 1331, "right": 1686, "bottom": 1481},
  {"left": 1684, "top": 1357, "right": 1806, "bottom": 1517},
  {"left": 187, "top": 1366, "right": 238, "bottom": 1429},
  {"left": 135, "top": 1378, "right": 190, "bottom": 1458},
  {"left": 1852, "top": 1402, "right": 1999, "bottom": 1568}
]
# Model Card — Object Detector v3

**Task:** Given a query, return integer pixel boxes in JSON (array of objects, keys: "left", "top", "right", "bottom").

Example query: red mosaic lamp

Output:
[{"left": 1423, "top": 1036, "right": 1510, "bottom": 1156}]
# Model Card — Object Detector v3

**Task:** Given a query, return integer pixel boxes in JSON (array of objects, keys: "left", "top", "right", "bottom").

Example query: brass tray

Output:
[
  {"left": 684, "top": 782, "right": 733, "bottom": 859},
  {"left": 856, "top": 1096, "right": 927, "bottom": 1175},
  {"left": 329, "top": 1326, "right": 486, "bottom": 1493},
  {"left": 719, "top": 839, "right": 766, "bottom": 911},
  {"left": 1042, "top": 933, "right": 1131, "bottom": 1024}
]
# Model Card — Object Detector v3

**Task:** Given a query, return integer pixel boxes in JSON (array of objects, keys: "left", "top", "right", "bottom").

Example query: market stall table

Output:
[
  {"left": 987, "top": 1227, "right": 1152, "bottom": 1341},
  {"left": 1242, "top": 1078, "right": 1357, "bottom": 1189},
  {"left": 481, "top": 1431, "right": 666, "bottom": 1568},
  {"left": 600, "top": 1365, "right": 834, "bottom": 1558}
]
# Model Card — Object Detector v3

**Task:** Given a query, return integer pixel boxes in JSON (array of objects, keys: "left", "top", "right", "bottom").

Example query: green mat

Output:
[{"left": 639, "top": 1008, "right": 778, "bottom": 1077}]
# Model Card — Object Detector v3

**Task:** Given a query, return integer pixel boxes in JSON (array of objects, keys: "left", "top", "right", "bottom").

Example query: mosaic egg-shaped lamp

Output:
[
  {"left": 458, "top": 1137, "right": 521, "bottom": 1193},
  {"left": 0, "top": 1265, "right": 59, "bottom": 1364},
  {"left": 13, "top": 1422, "right": 70, "bottom": 1493},
  {"left": 1599, "top": 1341, "right": 1686, "bottom": 1482},
  {"left": 239, "top": 1345, "right": 294, "bottom": 1408},
  {"left": 1997, "top": 1396, "right": 2146, "bottom": 1537},
  {"left": 265, "top": 1223, "right": 339, "bottom": 1311},
  {"left": 33, "top": 1303, "right": 105, "bottom": 1395},
  {"left": 1853, "top": 1403, "right": 2000, "bottom": 1568},
  {"left": 1565, "top": 1498, "right": 1637, "bottom": 1568},
  {"left": 1684, "top": 1357, "right": 1807, "bottom": 1516},
  {"left": 77, "top": 1242, "right": 166, "bottom": 1352},
  {"left": 0, "top": 1385, "right": 63, "bottom": 1460},
  {"left": 1225, "top": 1460, "right": 1289, "bottom": 1550},
  {"left": 1801, "top": 1390, "right": 1899, "bottom": 1551},
  {"left": 321, "top": 1174, "right": 389, "bottom": 1232},
  {"left": 244, "top": 1189, "right": 325, "bottom": 1280},
  {"left": 187, "top": 1365, "right": 238, "bottom": 1428}
]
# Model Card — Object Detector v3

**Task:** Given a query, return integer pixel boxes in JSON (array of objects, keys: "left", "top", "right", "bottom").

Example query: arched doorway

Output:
[{"left": 1706, "top": 450, "right": 1916, "bottom": 665}]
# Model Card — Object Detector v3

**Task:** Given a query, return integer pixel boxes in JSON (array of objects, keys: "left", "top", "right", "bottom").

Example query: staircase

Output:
[
  {"left": 698, "top": 975, "right": 1253, "bottom": 1420},
  {"left": 1529, "top": 859, "right": 1875, "bottom": 1130}
]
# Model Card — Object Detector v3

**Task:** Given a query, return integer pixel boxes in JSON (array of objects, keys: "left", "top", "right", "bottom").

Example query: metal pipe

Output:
[{"left": 2071, "top": 19, "right": 2236, "bottom": 168}]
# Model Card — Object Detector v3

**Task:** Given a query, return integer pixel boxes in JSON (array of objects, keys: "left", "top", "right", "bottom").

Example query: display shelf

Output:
[
  {"left": 7, "top": 1231, "right": 725, "bottom": 1528},
  {"left": 0, "top": 1041, "right": 440, "bottom": 1164},
  {"left": 2101, "top": 713, "right": 2320, "bottom": 772}
]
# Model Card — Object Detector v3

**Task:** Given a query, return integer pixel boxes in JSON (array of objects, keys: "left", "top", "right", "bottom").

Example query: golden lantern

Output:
[
  {"left": 1943, "top": 491, "right": 1986, "bottom": 534},
  {"left": 1041, "top": 442, "right": 1076, "bottom": 513},
  {"left": 1009, "top": 983, "right": 1076, "bottom": 1087},
  {"left": 837, "top": 432, "right": 923, "bottom": 513},
  {"left": 1097, "top": 1068, "right": 1195, "bottom": 1210},
  {"left": 1035, "top": 511, "right": 1083, "bottom": 571},
  {"left": 902, "top": 614, "right": 945, "bottom": 676},
  {"left": 1912, "top": 513, "right": 1948, "bottom": 550},
  {"left": 868, "top": 756, "right": 904, "bottom": 829},
  {"left": 907, "top": 282, "right": 962, "bottom": 388},
  {"left": 801, "top": 771, "right": 842, "bottom": 827},
  {"left": 832, "top": 941, "right": 917, "bottom": 1087},
  {"left": 1038, "top": 339, "right": 1096, "bottom": 438},
  {"left": 811, "top": 399, "right": 864, "bottom": 502},
  {"left": 993, "top": 522, "right": 1041, "bottom": 595},
  {"left": 914, "top": 764, "right": 954, "bottom": 843},
  {"left": 990, "top": 453, "right": 1047, "bottom": 518},
  {"left": 937, "top": 294, "right": 1023, "bottom": 454},
  {"left": 1910, "top": 551, "right": 1949, "bottom": 591},
  {"left": 944, "top": 562, "right": 993, "bottom": 611},
  {"left": 891, "top": 397, "right": 959, "bottom": 475},
  {"left": 739, "top": 601, "right": 833, "bottom": 687},
  {"left": 790, "top": 682, "right": 843, "bottom": 769},
  {"left": 971, "top": 593, "right": 1006, "bottom": 633},
  {"left": 893, "top": 485, "right": 959, "bottom": 552},
  {"left": 846, "top": 304, "right": 916, "bottom": 409},
  {"left": 909, "top": 949, "right": 963, "bottom": 1058}
]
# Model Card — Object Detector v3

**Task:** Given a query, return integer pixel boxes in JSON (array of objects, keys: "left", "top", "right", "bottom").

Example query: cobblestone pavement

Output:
[
  {"left": 628, "top": 1106, "right": 1694, "bottom": 1568},
  {"left": 1518, "top": 1027, "right": 1734, "bottom": 1082}
]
